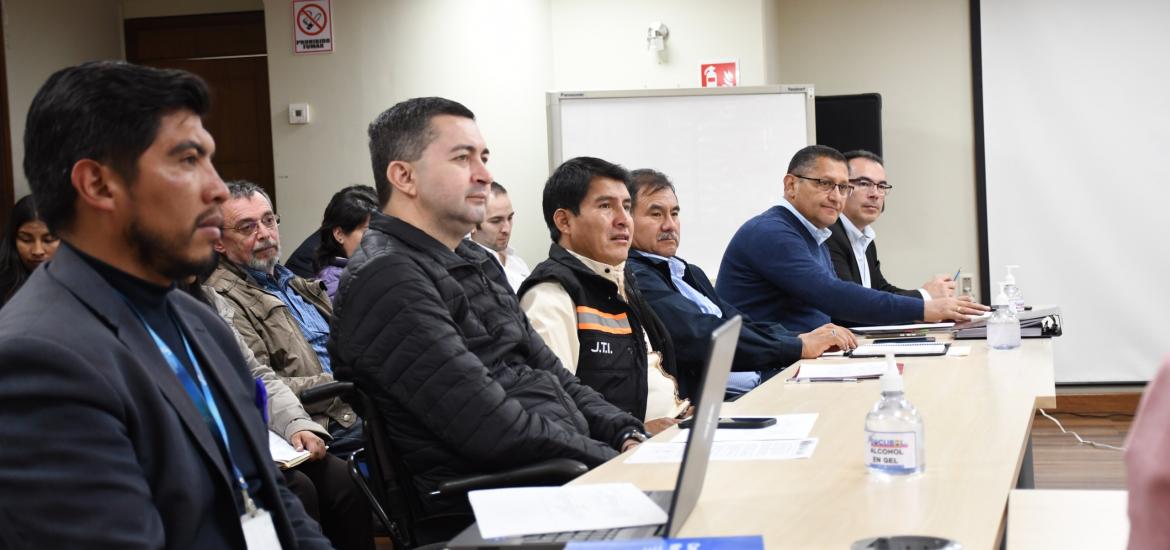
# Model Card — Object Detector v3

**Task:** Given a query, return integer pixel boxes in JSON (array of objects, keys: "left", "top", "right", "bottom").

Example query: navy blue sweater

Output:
[
  {"left": 627, "top": 251, "right": 803, "bottom": 383},
  {"left": 716, "top": 206, "right": 922, "bottom": 332}
]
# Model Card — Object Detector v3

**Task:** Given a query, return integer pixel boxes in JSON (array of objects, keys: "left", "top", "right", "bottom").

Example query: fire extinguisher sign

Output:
[{"left": 700, "top": 61, "right": 739, "bottom": 88}]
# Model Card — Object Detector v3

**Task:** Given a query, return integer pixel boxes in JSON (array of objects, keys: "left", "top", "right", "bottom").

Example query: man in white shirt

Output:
[
  {"left": 825, "top": 150, "right": 955, "bottom": 300},
  {"left": 518, "top": 157, "right": 688, "bottom": 435},
  {"left": 469, "top": 181, "right": 530, "bottom": 291}
]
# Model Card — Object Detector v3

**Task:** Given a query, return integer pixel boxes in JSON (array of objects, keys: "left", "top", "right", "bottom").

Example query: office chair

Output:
[{"left": 300, "top": 381, "right": 589, "bottom": 549}]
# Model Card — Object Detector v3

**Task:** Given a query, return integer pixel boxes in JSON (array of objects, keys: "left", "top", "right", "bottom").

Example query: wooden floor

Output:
[{"left": 1031, "top": 410, "right": 1132, "bottom": 489}]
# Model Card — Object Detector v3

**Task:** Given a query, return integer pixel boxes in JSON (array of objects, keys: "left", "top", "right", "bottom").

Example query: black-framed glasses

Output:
[
  {"left": 229, "top": 213, "right": 280, "bottom": 237},
  {"left": 790, "top": 173, "right": 854, "bottom": 197},
  {"left": 848, "top": 177, "right": 894, "bottom": 196}
]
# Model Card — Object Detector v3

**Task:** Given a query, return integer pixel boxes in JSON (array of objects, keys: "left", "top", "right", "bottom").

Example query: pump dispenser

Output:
[
  {"left": 1003, "top": 265, "right": 1024, "bottom": 313},
  {"left": 988, "top": 282, "right": 1021, "bottom": 350},
  {"left": 865, "top": 354, "right": 925, "bottom": 476}
]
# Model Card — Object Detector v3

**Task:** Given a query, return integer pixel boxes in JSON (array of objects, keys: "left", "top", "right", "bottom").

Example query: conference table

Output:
[{"left": 574, "top": 337, "right": 1057, "bottom": 549}]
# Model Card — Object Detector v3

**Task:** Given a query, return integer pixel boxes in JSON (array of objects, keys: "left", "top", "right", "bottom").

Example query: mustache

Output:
[
  {"left": 656, "top": 232, "right": 678, "bottom": 242},
  {"left": 252, "top": 238, "right": 278, "bottom": 253}
]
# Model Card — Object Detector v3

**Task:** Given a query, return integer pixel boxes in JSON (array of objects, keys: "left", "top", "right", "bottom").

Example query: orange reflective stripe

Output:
[
  {"left": 574, "top": 306, "right": 628, "bottom": 321},
  {"left": 577, "top": 322, "right": 634, "bottom": 335}
]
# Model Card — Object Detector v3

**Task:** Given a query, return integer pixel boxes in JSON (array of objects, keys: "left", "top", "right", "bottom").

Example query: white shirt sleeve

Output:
[
  {"left": 519, "top": 281, "right": 580, "bottom": 374},
  {"left": 917, "top": 288, "right": 933, "bottom": 300}
]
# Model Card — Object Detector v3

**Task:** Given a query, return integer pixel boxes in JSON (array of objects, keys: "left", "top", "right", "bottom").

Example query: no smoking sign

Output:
[{"left": 292, "top": 0, "right": 333, "bottom": 54}]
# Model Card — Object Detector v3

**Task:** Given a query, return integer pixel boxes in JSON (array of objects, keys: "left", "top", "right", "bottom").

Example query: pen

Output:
[
  {"left": 787, "top": 377, "right": 861, "bottom": 384},
  {"left": 952, "top": 267, "right": 961, "bottom": 281}
]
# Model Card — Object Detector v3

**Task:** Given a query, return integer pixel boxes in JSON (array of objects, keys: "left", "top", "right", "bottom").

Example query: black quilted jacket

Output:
[{"left": 329, "top": 213, "right": 642, "bottom": 516}]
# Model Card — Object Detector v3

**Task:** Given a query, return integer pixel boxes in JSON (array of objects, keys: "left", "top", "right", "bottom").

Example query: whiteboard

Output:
[
  {"left": 980, "top": 0, "right": 1170, "bottom": 382},
  {"left": 548, "top": 86, "right": 815, "bottom": 275}
]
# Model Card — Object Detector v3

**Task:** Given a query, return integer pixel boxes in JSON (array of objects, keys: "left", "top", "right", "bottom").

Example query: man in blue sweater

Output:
[
  {"left": 626, "top": 169, "right": 856, "bottom": 396},
  {"left": 717, "top": 145, "right": 987, "bottom": 332}
]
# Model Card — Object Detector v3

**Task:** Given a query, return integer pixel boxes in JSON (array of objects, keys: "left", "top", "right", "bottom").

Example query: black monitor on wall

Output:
[{"left": 815, "top": 93, "right": 882, "bottom": 157}]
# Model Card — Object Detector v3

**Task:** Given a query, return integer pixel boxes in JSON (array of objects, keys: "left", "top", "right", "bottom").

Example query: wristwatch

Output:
[{"left": 620, "top": 428, "right": 649, "bottom": 446}]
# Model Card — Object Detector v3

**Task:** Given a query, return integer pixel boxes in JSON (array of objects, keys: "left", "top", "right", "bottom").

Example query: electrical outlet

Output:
[
  {"left": 288, "top": 103, "right": 310, "bottom": 124},
  {"left": 959, "top": 273, "right": 975, "bottom": 301}
]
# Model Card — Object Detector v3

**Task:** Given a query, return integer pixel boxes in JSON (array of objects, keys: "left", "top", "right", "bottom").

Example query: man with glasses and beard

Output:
[
  {"left": 717, "top": 145, "right": 987, "bottom": 332},
  {"left": 0, "top": 61, "right": 330, "bottom": 548},
  {"left": 208, "top": 180, "right": 361, "bottom": 455}
]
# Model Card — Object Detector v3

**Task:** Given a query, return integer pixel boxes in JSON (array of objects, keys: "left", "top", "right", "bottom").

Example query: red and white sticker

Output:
[
  {"left": 292, "top": 0, "right": 333, "bottom": 54},
  {"left": 700, "top": 61, "right": 739, "bottom": 88}
]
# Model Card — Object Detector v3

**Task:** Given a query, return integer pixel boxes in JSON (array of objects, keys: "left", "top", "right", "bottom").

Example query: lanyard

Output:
[{"left": 126, "top": 303, "right": 260, "bottom": 516}]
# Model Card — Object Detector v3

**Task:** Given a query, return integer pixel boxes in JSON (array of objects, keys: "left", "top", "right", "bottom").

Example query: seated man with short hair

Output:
[
  {"left": 519, "top": 157, "right": 689, "bottom": 434},
  {"left": 208, "top": 181, "right": 360, "bottom": 454},
  {"left": 625, "top": 168, "right": 856, "bottom": 396},
  {"left": 468, "top": 181, "right": 531, "bottom": 292},
  {"left": 329, "top": 97, "right": 646, "bottom": 541},
  {"left": 825, "top": 150, "right": 955, "bottom": 301},
  {"left": 717, "top": 145, "right": 987, "bottom": 332}
]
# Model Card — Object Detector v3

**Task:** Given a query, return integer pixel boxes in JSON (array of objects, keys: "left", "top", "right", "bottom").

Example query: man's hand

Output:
[
  {"left": 621, "top": 438, "right": 642, "bottom": 452},
  {"left": 289, "top": 430, "right": 328, "bottom": 461},
  {"left": 645, "top": 417, "right": 681, "bottom": 435},
  {"left": 922, "top": 275, "right": 957, "bottom": 299},
  {"left": 923, "top": 295, "right": 990, "bottom": 322},
  {"left": 798, "top": 323, "right": 858, "bottom": 358}
]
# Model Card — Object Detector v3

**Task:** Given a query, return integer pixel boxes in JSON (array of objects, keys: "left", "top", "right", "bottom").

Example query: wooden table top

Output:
[{"left": 575, "top": 338, "right": 1057, "bottom": 549}]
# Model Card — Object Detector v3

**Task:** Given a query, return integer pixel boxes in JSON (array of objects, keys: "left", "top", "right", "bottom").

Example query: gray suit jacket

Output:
[{"left": 0, "top": 245, "right": 332, "bottom": 549}]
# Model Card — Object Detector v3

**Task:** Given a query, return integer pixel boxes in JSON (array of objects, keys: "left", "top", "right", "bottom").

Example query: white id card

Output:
[{"left": 241, "top": 508, "right": 282, "bottom": 549}]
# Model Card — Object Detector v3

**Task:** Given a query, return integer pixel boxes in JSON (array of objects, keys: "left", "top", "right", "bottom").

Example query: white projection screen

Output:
[
  {"left": 547, "top": 86, "right": 815, "bottom": 276},
  {"left": 980, "top": 0, "right": 1170, "bottom": 382}
]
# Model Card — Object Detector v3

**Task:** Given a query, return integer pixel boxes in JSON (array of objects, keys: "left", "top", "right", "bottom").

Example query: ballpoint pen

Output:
[{"left": 952, "top": 267, "right": 961, "bottom": 281}]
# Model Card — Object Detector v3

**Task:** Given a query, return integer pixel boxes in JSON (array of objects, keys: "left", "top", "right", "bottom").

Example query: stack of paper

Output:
[
  {"left": 626, "top": 413, "right": 820, "bottom": 464},
  {"left": 789, "top": 360, "right": 896, "bottom": 382},
  {"left": 267, "top": 430, "right": 312, "bottom": 470},
  {"left": 467, "top": 483, "right": 668, "bottom": 538},
  {"left": 849, "top": 342, "right": 949, "bottom": 357}
]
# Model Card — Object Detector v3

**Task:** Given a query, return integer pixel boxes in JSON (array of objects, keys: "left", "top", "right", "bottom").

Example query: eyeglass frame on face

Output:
[
  {"left": 227, "top": 213, "right": 280, "bottom": 237},
  {"left": 789, "top": 173, "right": 854, "bottom": 197},
  {"left": 848, "top": 177, "right": 894, "bottom": 196}
]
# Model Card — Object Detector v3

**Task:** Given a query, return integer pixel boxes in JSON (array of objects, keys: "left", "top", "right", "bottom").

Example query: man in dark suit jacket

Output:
[
  {"left": 625, "top": 169, "right": 855, "bottom": 397},
  {"left": 0, "top": 61, "right": 330, "bottom": 549},
  {"left": 825, "top": 150, "right": 954, "bottom": 301}
]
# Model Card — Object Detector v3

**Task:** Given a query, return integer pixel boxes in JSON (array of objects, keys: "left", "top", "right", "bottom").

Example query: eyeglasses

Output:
[
  {"left": 848, "top": 177, "right": 894, "bottom": 196},
  {"left": 790, "top": 174, "right": 854, "bottom": 197},
  {"left": 228, "top": 213, "right": 280, "bottom": 237}
]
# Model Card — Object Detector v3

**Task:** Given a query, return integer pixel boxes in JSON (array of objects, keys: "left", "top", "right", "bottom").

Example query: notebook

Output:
[
  {"left": 447, "top": 316, "right": 744, "bottom": 549},
  {"left": 848, "top": 342, "right": 949, "bottom": 358}
]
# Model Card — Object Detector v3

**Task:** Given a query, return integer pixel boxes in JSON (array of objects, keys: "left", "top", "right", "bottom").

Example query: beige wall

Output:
[
  {"left": 769, "top": 0, "right": 980, "bottom": 295},
  {"left": 4, "top": 0, "right": 123, "bottom": 198}
]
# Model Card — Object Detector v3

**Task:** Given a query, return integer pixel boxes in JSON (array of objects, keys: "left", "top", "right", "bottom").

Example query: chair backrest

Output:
[{"left": 353, "top": 388, "right": 472, "bottom": 547}]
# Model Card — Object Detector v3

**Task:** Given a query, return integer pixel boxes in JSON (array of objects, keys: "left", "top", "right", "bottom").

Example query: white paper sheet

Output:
[
  {"left": 267, "top": 430, "right": 310, "bottom": 466},
  {"left": 791, "top": 361, "right": 888, "bottom": 381},
  {"left": 851, "top": 322, "right": 955, "bottom": 333},
  {"left": 946, "top": 346, "right": 972, "bottom": 357},
  {"left": 669, "top": 414, "right": 817, "bottom": 442},
  {"left": 625, "top": 439, "right": 818, "bottom": 464},
  {"left": 467, "top": 483, "right": 668, "bottom": 539}
]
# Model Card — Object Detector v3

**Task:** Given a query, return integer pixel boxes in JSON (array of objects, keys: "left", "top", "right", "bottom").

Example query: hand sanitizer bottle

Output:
[
  {"left": 1003, "top": 265, "right": 1024, "bottom": 313},
  {"left": 988, "top": 282, "right": 1022, "bottom": 350},
  {"left": 866, "top": 354, "right": 925, "bottom": 476}
]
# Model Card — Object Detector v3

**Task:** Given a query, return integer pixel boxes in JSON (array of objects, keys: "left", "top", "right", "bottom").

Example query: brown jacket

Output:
[{"left": 206, "top": 259, "right": 356, "bottom": 429}]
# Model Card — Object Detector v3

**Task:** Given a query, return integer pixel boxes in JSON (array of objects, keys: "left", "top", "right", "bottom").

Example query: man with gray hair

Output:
[{"left": 208, "top": 180, "right": 360, "bottom": 453}]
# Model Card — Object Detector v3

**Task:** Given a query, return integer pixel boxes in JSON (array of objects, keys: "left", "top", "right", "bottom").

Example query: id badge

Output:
[{"left": 241, "top": 508, "right": 282, "bottom": 549}]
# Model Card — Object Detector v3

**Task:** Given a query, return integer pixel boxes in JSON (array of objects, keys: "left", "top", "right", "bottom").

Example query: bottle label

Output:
[{"left": 867, "top": 431, "right": 918, "bottom": 472}]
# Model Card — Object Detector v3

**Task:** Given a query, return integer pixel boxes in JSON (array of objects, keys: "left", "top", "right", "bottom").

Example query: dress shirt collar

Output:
[
  {"left": 778, "top": 197, "right": 833, "bottom": 245},
  {"left": 565, "top": 248, "right": 626, "bottom": 299},
  {"left": 839, "top": 214, "right": 875, "bottom": 247}
]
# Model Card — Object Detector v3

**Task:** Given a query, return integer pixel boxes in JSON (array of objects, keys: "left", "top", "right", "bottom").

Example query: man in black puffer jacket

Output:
[{"left": 329, "top": 98, "right": 646, "bottom": 542}]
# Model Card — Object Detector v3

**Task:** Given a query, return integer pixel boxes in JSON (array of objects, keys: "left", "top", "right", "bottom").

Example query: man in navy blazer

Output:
[
  {"left": 625, "top": 169, "right": 855, "bottom": 396},
  {"left": 716, "top": 145, "right": 987, "bottom": 332},
  {"left": 0, "top": 62, "right": 330, "bottom": 548},
  {"left": 825, "top": 150, "right": 955, "bottom": 301}
]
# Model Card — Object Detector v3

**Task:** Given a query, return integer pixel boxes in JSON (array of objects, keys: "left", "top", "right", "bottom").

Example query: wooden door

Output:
[{"left": 125, "top": 12, "right": 276, "bottom": 207}]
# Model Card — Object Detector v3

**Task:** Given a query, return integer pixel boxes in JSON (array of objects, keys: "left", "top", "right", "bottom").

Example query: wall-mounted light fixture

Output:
[{"left": 647, "top": 22, "right": 669, "bottom": 63}]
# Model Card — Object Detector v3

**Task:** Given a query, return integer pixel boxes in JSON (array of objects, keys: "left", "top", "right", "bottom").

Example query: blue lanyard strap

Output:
[{"left": 124, "top": 302, "right": 259, "bottom": 514}]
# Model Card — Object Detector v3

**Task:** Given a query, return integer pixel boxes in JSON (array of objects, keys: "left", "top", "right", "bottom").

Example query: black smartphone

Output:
[
  {"left": 678, "top": 417, "right": 777, "bottom": 429},
  {"left": 872, "top": 336, "right": 936, "bottom": 344}
]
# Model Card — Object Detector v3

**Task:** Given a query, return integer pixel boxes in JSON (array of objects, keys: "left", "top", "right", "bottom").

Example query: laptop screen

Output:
[{"left": 663, "top": 315, "right": 742, "bottom": 537}]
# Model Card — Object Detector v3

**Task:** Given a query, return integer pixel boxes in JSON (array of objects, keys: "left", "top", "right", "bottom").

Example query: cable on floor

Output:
[{"left": 1038, "top": 408, "right": 1126, "bottom": 452}]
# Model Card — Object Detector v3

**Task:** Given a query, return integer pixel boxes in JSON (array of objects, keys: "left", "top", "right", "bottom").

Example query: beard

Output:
[
  {"left": 127, "top": 218, "right": 218, "bottom": 282},
  {"left": 247, "top": 238, "right": 281, "bottom": 273}
]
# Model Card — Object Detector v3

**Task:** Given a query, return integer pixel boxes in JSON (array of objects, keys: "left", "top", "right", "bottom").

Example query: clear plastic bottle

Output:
[
  {"left": 987, "top": 282, "right": 1022, "bottom": 350},
  {"left": 865, "top": 354, "right": 925, "bottom": 476},
  {"left": 1003, "top": 265, "right": 1024, "bottom": 313}
]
